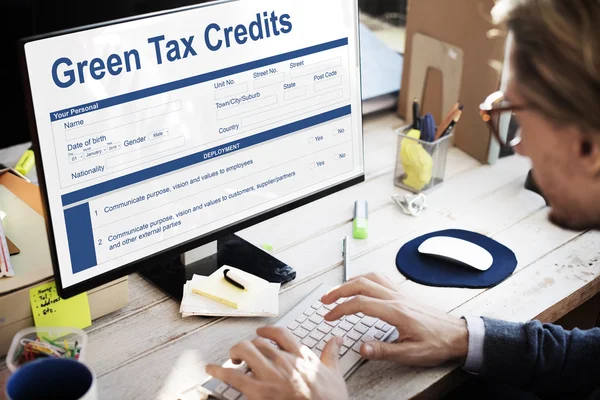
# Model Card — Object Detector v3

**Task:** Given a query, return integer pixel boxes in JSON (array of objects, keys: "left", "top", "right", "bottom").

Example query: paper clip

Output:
[{"left": 392, "top": 193, "right": 428, "bottom": 217}]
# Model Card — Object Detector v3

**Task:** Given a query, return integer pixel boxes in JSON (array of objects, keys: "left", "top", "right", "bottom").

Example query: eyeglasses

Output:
[{"left": 479, "top": 91, "right": 525, "bottom": 149}]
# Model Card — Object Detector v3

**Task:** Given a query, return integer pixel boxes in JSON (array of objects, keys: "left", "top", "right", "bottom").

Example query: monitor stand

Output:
[{"left": 138, "top": 234, "right": 296, "bottom": 301}]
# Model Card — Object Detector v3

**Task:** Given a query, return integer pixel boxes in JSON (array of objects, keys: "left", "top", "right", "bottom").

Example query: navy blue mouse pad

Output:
[{"left": 396, "top": 229, "right": 518, "bottom": 288}]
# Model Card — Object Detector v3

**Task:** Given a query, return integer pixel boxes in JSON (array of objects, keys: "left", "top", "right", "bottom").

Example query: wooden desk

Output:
[{"left": 2, "top": 111, "right": 599, "bottom": 399}]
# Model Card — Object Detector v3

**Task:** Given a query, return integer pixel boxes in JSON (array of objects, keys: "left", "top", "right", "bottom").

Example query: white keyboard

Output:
[{"left": 197, "top": 284, "right": 397, "bottom": 400}]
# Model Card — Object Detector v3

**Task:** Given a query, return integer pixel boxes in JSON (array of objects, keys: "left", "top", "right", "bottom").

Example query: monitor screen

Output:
[{"left": 20, "top": 0, "right": 364, "bottom": 297}]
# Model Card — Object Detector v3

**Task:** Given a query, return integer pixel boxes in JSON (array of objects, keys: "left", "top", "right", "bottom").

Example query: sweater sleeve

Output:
[{"left": 480, "top": 317, "right": 600, "bottom": 397}]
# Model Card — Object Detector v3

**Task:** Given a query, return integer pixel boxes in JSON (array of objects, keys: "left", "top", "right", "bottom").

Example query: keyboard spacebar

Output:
[{"left": 339, "top": 349, "right": 363, "bottom": 374}]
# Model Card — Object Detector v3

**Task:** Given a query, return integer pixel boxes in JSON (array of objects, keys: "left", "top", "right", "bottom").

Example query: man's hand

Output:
[
  {"left": 320, "top": 273, "right": 469, "bottom": 368},
  {"left": 205, "top": 326, "right": 349, "bottom": 400}
]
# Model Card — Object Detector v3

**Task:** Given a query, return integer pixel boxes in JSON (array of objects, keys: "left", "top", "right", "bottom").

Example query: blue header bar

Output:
[
  {"left": 49, "top": 37, "right": 349, "bottom": 122},
  {"left": 61, "top": 104, "right": 352, "bottom": 206}
]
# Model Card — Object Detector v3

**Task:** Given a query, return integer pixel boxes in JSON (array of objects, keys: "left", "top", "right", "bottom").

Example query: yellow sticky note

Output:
[{"left": 29, "top": 281, "right": 92, "bottom": 329}]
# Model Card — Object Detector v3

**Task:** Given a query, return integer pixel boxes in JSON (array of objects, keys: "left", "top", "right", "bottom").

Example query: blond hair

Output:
[{"left": 492, "top": 0, "right": 600, "bottom": 133}]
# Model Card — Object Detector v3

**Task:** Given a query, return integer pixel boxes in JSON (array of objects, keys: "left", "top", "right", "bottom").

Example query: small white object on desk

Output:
[{"left": 418, "top": 236, "right": 493, "bottom": 271}]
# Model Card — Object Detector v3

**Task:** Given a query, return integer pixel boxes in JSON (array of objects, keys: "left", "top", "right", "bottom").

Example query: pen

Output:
[
  {"left": 342, "top": 236, "right": 350, "bottom": 282},
  {"left": 412, "top": 99, "right": 420, "bottom": 130}
]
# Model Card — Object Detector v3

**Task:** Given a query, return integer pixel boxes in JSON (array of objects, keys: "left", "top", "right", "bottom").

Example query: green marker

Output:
[{"left": 353, "top": 200, "right": 368, "bottom": 239}]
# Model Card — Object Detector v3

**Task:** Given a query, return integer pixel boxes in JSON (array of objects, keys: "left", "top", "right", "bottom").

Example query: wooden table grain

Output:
[{"left": 2, "top": 111, "right": 598, "bottom": 400}]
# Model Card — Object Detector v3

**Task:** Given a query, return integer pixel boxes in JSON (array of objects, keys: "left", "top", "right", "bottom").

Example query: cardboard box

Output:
[
  {"left": 397, "top": 0, "right": 507, "bottom": 163},
  {"left": 0, "top": 170, "right": 128, "bottom": 356}
]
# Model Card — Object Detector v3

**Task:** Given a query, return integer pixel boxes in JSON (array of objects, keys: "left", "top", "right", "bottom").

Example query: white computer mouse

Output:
[{"left": 418, "top": 236, "right": 493, "bottom": 271}]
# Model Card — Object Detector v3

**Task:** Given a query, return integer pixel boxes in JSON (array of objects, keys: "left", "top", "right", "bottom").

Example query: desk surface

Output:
[{"left": 2, "top": 111, "right": 599, "bottom": 400}]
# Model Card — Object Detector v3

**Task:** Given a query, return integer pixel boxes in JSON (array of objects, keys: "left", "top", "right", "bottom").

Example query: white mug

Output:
[{"left": 5, "top": 358, "right": 97, "bottom": 400}]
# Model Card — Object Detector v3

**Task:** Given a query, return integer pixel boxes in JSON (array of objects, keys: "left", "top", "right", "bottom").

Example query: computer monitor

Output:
[{"left": 18, "top": 0, "right": 365, "bottom": 299}]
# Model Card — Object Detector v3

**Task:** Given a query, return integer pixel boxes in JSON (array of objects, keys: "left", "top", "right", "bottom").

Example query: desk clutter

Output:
[
  {"left": 6, "top": 326, "right": 87, "bottom": 373},
  {"left": 180, "top": 266, "right": 280, "bottom": 317},
  {"left": 394, "top": 100, "right": 463, "bottom": 193}
]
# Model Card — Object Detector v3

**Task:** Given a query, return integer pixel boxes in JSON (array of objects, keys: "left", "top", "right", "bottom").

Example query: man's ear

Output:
[{"left": 579, "top": 134, "right": 600, "bottom": 177}]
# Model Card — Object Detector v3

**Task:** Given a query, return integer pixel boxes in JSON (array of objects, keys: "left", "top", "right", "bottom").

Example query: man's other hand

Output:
[{"left": 320, "top": 273, "right": 469, "bottom": 367}]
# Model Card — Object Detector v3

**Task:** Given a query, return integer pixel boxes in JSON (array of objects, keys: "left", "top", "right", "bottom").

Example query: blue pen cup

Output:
[
  {"left": 394, "top": 125, "right": 454, "bottom": 193},
  {"left": 5, "top": 358, "right": 97, "bottom": 400}
]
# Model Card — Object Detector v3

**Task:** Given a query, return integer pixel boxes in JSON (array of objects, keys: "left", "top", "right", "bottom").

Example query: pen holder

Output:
[
  {"left": 6, "top": 326, "right": 88, "bottom": 372},
  {"left": 393, "top": 125, "right": 454, "bottom": 193}
]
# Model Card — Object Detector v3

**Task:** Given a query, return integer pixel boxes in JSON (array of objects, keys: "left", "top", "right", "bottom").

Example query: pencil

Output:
[
  {"left": 435, "top": 102, "right": 461, "bottom": 140},
  {"left": 441, "top": 107, "right": 464, "bottom": 138}
]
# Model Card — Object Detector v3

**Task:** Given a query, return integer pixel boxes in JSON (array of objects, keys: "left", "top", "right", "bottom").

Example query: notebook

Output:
[{"left": 179, "top": 266, "right": 280, "bottom": 318}]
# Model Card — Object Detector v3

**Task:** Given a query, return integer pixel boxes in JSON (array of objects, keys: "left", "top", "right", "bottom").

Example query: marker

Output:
[
  {"left": 353, "top": 200, "right": 368, "bottom": 239},
  {"left": 15, "top": 146, "right": 35, "bottom": 176},
  {"left": 223, "top": 269, "right": 245, "bottom": 289},
  {"left": 223, "top": 268, "right": 255, "bottom": 291}
]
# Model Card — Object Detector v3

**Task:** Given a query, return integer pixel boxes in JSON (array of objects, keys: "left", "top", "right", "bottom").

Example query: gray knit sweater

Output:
[{"left": 481, "top": 317, "right": 600, "bottom": 399}]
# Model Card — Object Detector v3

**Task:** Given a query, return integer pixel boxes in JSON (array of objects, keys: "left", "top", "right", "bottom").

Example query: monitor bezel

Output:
[{"left": 17, "top": 0, "right": 365, "bottom": 299}]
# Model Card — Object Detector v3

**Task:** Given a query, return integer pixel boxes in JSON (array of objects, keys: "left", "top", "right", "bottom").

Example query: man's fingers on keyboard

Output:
[
  {"left": 205, "top": 364, "right": 256, "bottom": 393},
  {"left": 230, "top": 340, "right": 277, "bottom": 379},
  {"left": 256, "top": 326, "right": 302, "bottom": 356},
  {"left": 324, "top": 296, "right": 396, "bottom": 322},
  {"left": 321, "top": 277, "right": 396, "bottom": 305},
  {"left": 253, "top": 338, "right": 292, "bottom": 370},
  {"left": 349, "top": 272, "right": 398, "bottom": 292}
]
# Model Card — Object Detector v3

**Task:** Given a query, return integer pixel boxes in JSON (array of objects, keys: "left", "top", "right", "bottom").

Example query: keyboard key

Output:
[
  {"left": 375, "top": 331, "right": 384, "bottom": 340},
  {"left": 381, "top": 323, "right": 392, "bottom": 332},
  {"left": 324, "top": 319, "right": 340, "bottom": 327},
  {"left": 309, "top": 315, "right": 323, "bottom": 325},
  {"left": 356, "top": 312, "right": 365, "bottom": 318},
  {"left": 310, "top": 330, "right": 326, "bottom": 341},
  {"left": 345, "top": 315, "right": 360, "bottom": 325},
  {"left": 316, "top": 308, "right": 329, "bottom": 317},
  {"left": 301, "top": 321, "right": 317, "bottom": 331},
  {"left": 223, "top": 387, "right": 241, "bottom": 400},
  {"left": 361, "top": 317, "right": 377, "bottom": 327},
  {"left": 323, "top": 333, "right": 333, "bottom": 343},
  {"left": 316, "top": 341, "right": 326, "bottom": 351},
  {"left": 375, "top": 321, "right": 385, "bottom": 329},
  {"left": 287, "top": 322, "right": 299, "bottom": 331},
  {"left": 331, "top": 327, "right": 345, "bottom": 337},
  {"left": 338, "top": 321, "right": 354, "bottom": 331},
  {"left": 339, "top": 350, "right": 363, "bottom": 374},
  {"left": 362, "top": 335, "right": 376, "bottom": 343},
  {"left": 347, "top": 330, "right": 362, "bottom": 341},
  {"left": 365, "top": 327, "right": 379, "bottom": 338},
  {"left": 323, "top": 303, "right": 336, "bottom": 310},
  {"left": 342, "top": 337, "right": 355, "bottom": 348},
  {"left": 215, "top": 382, "right": 229, "bottom": 394},
  {"left": 303, "top": 308, "right": 315, "bottom": 317},
  {"left": 335, "top": 297, "right": 347, "bottom": 305},
  {"left": 293, "top": 327, "right": 310, "bottom": 339},
  {"left": 317, "top": 323, "right": 332, "bottom": 334},
  {"left": 313, "top": 349, "right": 322, "bottom": 358},
  {"left": 311, "top": 301, "right": 322, "bottom": 309},
  {"left": 302, "top": 337, "right": 318, "bottom": 348},
  {"left": 352, "top": 341, "right": 363, "bottom": 353},
  {"left": 296, "top": 314, "right": 308, "bottom": 323},
  {"left": 339, "top": 346, "right": 349, "bottom": 356},
  {"left": 354, "top": 324, "right": 368, "bottom": 334}
]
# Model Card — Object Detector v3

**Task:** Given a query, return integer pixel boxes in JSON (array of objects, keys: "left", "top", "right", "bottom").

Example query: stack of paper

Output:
[{"left": 179, "top": 266, "right": 280, "bottom": 318}]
